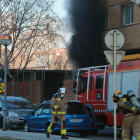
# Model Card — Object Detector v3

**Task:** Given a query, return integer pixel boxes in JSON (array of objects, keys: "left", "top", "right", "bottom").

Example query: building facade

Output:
[{"left": 99, "top": 0, "right": 140, "bottom": 53}]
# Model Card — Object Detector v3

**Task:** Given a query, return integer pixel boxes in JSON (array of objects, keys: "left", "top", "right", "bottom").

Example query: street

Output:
[
  {"left": 67, "top": 127, "right": 122, "bottom": 140},
  {"left": 2, "top": 126, "right": 122, "bottom": 140}
]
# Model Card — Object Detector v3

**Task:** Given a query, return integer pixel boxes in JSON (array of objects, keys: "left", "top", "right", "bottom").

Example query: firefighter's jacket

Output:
[
  {"left": 118, "top": 96, "right": 138, "bottom": 115},
  {"left": 51, "top": 94, "right": 67, "bottom": 116}
]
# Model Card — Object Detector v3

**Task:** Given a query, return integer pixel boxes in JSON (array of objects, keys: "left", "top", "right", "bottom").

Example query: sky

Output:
[
  {"left": 54, "top": 0, "right": 68, "bottom": 19},
  {"left": 54, "top": 0, "right": 73, "bottom": 47}
]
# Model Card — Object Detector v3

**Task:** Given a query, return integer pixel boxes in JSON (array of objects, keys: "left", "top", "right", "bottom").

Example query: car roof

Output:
[
  {"left": 67, "top": 100, "right": 81, "bottom": 103},
  {"left": 42, "top": 100, "right": 82, "bottom": 105},
  {"left": 0, "top": 96, "right": 29, "bottom": 101}
]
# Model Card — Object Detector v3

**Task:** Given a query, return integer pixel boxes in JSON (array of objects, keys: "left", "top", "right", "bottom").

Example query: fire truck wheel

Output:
[{"left": 79, "top": 131, "right": 88, "bottom": 137}]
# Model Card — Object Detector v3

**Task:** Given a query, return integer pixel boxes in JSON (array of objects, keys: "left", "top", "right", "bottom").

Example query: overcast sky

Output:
[
  {"left": 54, "top": 0, "right": 73, "bottom": 47},
  {"left": 54, "top": 0, "right": 68, "bottom": 19}
]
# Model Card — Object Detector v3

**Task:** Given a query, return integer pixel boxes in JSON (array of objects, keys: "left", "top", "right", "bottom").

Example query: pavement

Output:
[{"left": 0, "top": 129, "right": 90, "bottom": 140}]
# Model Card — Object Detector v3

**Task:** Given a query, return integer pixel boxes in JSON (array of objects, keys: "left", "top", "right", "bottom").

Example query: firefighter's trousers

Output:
[
  {"left": 47, "top": 115, "right": 67, "bottom": 135},
  {"left": 122, "top": 114, "right": 140, "bottom": 140}
]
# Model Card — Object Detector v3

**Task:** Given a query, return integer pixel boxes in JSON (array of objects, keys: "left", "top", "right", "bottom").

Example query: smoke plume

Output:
[{"left": 68, "top": 0, "right": 107, "bottom": 69}]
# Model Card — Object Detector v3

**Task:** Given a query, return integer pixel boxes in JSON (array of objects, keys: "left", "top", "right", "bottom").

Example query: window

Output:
[
  {"left": 34, "top": 105, "right": 45, "bottom": 115},
  {"left": 0, "top": 97, "right": 35, "bottom": 109},
  {"left": 96, "top": 75, "right": 103, "bottom": 89},
  {"left": 123, "top": 4, "right": 133, "bottom": 25},
  {"left": 42, "top": 104, "right": 50, "bottom": 114},
  {"left": 90, "top": 76, "right": 94, "bottom": 90},
  {"left": 100, "top": 9, "right": 108, "bottom": 30},
  {"left": 80, "top": 77, "right": 87, "bottom": 92},
  {"left": 67, "top": 103, "right": 87, "bottom": 115},
  {"left": 0, "top": 101, "right": 3, "bottom": 108}
]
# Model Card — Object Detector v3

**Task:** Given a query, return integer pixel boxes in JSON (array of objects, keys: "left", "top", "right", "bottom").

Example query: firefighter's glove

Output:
[
  {"left": 136, "top": 109, "right": 140, "bottom": 115},
  {"left": 54, "top": 115, "right": 59, "bottom": 121},
  {"left": 59, "top": 106, "right": 63, "bottom": 109}
]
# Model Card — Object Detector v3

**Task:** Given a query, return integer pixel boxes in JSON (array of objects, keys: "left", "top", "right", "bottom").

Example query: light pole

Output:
[{"left": 0, "top": 34, "right": 12, "bottom": 131}]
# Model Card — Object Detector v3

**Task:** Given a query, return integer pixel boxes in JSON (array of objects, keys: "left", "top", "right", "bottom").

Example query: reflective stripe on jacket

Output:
[{"left": 51, "top": 95, "right": 67, "bottom": 116}]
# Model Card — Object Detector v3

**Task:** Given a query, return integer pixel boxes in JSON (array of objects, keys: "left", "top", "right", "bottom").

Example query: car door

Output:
[
  {"left": 0, "top": 100, "right": 3, "bottom": 120},
  {"left": 29, "top": 104, "right": 45, "bottom": 130},
  {"left": 37, "top": 104, "right": 52, "bottom": 131}
]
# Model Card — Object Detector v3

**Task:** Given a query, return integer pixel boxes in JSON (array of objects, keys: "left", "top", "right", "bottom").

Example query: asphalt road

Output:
[
  {"left": 67, "top": 127, "right": 122, "bottom": 140},
  {"left": 3, "top": 126, "right": 122, "bottom": 140}
]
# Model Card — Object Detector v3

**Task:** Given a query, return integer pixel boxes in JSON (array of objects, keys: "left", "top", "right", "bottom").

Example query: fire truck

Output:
[{"left": 75, "top": 53, "right": 140, "bottom": 135}]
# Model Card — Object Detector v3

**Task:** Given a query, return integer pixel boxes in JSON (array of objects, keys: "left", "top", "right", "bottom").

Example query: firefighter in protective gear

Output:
[
  {"left": 113, "top": 90, "right": 140, "bottom": 140},
  {"left": 46, "top": 87, "right": 69, "bottom": 139},
  {"left": 112, "top": 91, "right": 123, "bottom": 103}
]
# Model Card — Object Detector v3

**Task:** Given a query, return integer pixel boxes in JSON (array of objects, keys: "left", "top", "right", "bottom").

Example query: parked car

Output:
[
  {"left": 23, "top": 100, "right": 92, "bottom": 137},
  {"left": 0, "top": 96, "right": 35, "bottom": 129}
]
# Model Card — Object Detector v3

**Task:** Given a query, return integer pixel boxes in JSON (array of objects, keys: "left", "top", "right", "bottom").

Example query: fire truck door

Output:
[{"left": 95, "top": 75, "right": 103, "bottom": 101}]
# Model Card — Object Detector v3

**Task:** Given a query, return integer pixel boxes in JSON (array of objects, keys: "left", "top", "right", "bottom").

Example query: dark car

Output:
[
  {"left": 0, "top": 96, "right": 35, "bottom": 129},
  {"left": 23, "top": 100, "right": 92, "bottom": 137}
]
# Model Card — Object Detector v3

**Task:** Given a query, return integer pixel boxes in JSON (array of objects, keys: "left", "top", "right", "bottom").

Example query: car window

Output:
[
  {"left": 1, "top": 97, "right": 35, "bottom": 109},
  {"left": 34, "top": 105, "right": 44, "bottom": 115},
  {"left": 42, "top": 104, "right": 50, "bottom": 114},
  {"left": 67, "top": 103, "right": 87, "bottom": 115},
  {"left": 0, "top": 101, "right": 3, "bottom": 108}
]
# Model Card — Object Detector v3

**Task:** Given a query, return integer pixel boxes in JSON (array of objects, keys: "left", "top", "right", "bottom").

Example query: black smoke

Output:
[{"left": 68, "top": 0, "right": 107, "bottom": 69}]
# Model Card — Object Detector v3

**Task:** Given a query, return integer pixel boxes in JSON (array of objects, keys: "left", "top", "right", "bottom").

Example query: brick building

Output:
[
  {"left": 0, "top": 69, "right": 76, "bottom": 106},
  {"left": 64, "top": 0, "right": 140, "bottom": 100},
  {"left": 4, "top": 0, "right": 140, "bottom": 105},
  {"left": 99, "top": 0, "right": 140, "bottom": 53}
]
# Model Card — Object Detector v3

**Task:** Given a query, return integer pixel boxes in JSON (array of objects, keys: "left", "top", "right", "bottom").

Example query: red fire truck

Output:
[{"left": 75, "top": 53, "right": 140, "bottom": 134}]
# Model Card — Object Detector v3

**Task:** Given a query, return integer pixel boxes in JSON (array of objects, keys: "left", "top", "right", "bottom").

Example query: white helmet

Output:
[{"left": 58, "top": 87, "right": 66, "bottom": 94}]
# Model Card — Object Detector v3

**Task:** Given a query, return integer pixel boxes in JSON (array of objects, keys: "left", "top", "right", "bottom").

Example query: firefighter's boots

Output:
[
  {"left": 61, "top": 134, "right": 69, "bottom": 139},
  {"left": 46, "top": 131, "right": 50, "bottom": 138}
]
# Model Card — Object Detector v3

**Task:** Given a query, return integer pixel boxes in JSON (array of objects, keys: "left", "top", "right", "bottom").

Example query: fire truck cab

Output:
[{"left": 76, "top": 54, "right": 140, "bottom": 134}]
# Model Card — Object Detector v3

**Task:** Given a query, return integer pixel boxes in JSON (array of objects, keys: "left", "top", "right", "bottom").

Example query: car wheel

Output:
[
  {"left": 79, "top": 131, "right": 88, "bottom": 137},
  {"left": 87, "top": 110, "right": 98, "bottom": 135},
  {"left": 92, "top": 129, "right": 98, "bottom": 135},
  {"left": 46, "top": 123, "right": 50, "bottom": 130},
  {"left": 46, "top": 123, "right": 50, "bottom": 133},
  {"left": 0, "top": 118, "right": 3, "bottom": 128},
  {"left": 130, "top": 133, "right": 136, "bottom": 140},
  {"left": 23, "top": 122, "right": 30, "bottom": 132}
]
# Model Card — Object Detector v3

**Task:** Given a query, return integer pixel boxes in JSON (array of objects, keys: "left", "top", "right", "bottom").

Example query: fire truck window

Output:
[
  {"left": 91, "top": 76, "right": 94, "bottom": 90},
  {"left": 96, "top": 75, "right": 103, "bottom": 89},
  {"left": 80, "top": 77, "right": 87, "bottom": 92}
]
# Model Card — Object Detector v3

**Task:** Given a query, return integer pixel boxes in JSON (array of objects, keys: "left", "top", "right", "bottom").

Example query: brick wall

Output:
[
  {"left": 98, "top": 0, "right": 140, "bottom": 51},
  {"left": 5, "top": 79, "right": 76, "bottom": 106},
  {"left": 64, "top": 79, "right": 76, "bottom": 101},
  {"left": 6, "top": 81, "right": 44, "bottom": 107}
]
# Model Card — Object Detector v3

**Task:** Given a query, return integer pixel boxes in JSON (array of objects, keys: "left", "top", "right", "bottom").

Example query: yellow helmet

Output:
[{"left": 112, "top": 91, "right": 122, "bottom": 103}]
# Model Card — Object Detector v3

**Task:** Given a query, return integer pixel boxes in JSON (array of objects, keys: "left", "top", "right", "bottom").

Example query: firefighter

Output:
[
  {"left": 112, "top": 90, "right": 140, "bottom": 140},
  {"left": 46, "top": 87, "right": 69, "bottom": 139}
]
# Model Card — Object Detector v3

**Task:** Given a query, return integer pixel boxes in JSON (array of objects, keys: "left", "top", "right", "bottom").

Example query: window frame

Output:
[
  {"left": 90, "top": 76, "right": 94, "bottom": 90},
  {"left": 123, "top": 4, "right": 134, "bottom": 26},
  {"left": 42, "top": 104, "right": 51, "bottom": 114},
  {"left": 34, "top": 104, "right": 45, "bottom": 115}
]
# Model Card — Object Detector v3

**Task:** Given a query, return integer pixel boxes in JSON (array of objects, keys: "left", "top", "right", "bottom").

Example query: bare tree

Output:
[{"left": 0, "top": 0, "right": 63, "bottom": 95}]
